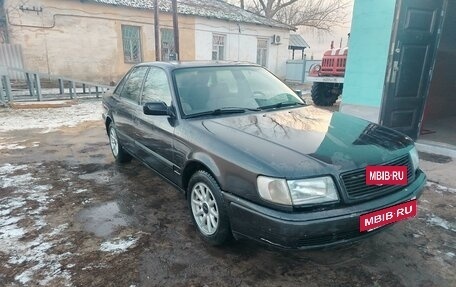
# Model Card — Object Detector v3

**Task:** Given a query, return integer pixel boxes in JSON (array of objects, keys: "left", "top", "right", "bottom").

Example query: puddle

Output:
[
  {"left": 419, "top": 152, "right": 453, "bottom": 164},
  {"left": 79, "top": 170, "right": 113, "bottom": 184},
  {"left": 76, "top": 201, "right": 131, "bottom": 238}
]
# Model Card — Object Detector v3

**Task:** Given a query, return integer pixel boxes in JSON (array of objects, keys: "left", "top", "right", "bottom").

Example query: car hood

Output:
[{"left": 199, "top": 106, "right": 413, "bottom": 177}]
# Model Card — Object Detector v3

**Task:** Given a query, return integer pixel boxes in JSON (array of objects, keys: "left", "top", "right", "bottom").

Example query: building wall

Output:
[
  {"left": 4, "top": 0, "right": 195, "bottom": 83},
  {"left": 340, "top": 0, "right": 397, "bottom": 123},
  {"left": 194, "top": 17, "right": 290, "bottom": 78}
]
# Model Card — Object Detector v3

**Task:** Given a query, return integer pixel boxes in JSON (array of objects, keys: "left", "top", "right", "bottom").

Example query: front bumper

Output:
[{"left": 223, "top": 170, "right": 426, "bottom": 249}]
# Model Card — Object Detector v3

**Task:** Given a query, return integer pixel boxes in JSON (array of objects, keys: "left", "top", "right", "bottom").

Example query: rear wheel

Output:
[
  {"left": 188, "top": 170, "right": 231, "bottom": 246},
  {"left": 311, "top": 82, "right": 342, "bottom": 106},
  {"left": 108, "top": 123, "right": 132, "bottom": 164}
]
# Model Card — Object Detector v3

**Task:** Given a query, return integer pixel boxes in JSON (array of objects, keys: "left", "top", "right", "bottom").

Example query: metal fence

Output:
[
  {"left": 285, "top": 59, "right": 321, "bottom": 83},
  {"left": 0, "top": 66, "right": 110, "bottom": 104},
  {"left": 0, "top": 44, "right": 25, "bottom": 80}
]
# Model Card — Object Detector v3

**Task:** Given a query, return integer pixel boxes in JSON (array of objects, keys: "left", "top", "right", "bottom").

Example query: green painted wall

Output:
[{"left": 342, "top": 0, "right": 397, "bottom": 107}]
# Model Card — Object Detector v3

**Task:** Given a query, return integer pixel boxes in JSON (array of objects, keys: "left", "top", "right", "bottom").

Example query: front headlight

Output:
[
  {"left": 257, "top": 176, "right": 339, "bottom": 206},
  {"left": 257, "top": 176, "right": 292, "bottom": 205},
  {"left": 287, "top": 176, "right": 339, "bottom": 205},
  {"left": 409, "top": 146, "right": 419, "bottom": 171}
]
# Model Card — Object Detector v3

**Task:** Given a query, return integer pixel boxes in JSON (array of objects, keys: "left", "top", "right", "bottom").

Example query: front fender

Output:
[{"left": 186, "top": 152, "right": 222, "bottom": 180}]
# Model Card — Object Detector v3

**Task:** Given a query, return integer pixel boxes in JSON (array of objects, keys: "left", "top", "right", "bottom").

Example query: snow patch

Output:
[
  {"left": 0, "top": 143, "right": 26, "bottom": 150},
  {"left": 0, "top": 101, "right": 102, "bottom": 132},
  {"left": 0, "top": 163, "right": 73, "bottom": 285},
  {"left": 427, "top": 215, "right": 456, "bottom": 232},
  {"left": 426, "top": 182, "right": 456, "bottom": 194},
  {"left": 0, "top": 163, "right": 28, "bottom": 174},
  {"left": 74, "top": 188, "right": 88, "bottom": 194},
  {"left": 100, "top": 237, "right": 139, "bottom": 254},
  {"left": 0, "top": 197, "right": 27, "bottom": 216},
  {"left": 1, "top": 173, "right": 34, "bottom": 189},
  {"left": 81, "top": 263, "right": 109, "bottom": 270}
]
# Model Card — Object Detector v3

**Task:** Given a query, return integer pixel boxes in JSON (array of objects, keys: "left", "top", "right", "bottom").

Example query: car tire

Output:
[
  {"left": 108, "top": 123, "right": 132, "bottom": 164},
  {"left": 188, "top": 170, "right": 231, "bottom": 246},
  {"left": 311, "top": 82, "right": 341, "bottom": 106}
]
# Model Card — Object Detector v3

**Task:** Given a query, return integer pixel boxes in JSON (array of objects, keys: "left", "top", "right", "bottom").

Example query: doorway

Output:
[
  {"left": 419, "top": 0, "right": 456, "bottom": 146},
  {"left": 380, "top": 0, "right": 444, "bottom": 140}
]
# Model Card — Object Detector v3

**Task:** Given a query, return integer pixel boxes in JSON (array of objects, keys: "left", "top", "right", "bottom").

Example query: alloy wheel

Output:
[
  {"left": 190, "top": 182, "right": 219, "bottom": 235},
  {"left": 109, "top": 127, "right": 119, "bottom": 157}
]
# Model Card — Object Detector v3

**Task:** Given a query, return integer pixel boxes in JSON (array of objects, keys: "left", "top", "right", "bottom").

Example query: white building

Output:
[{"left": 2, "top": 0, "right": 294, "bottom": 83}]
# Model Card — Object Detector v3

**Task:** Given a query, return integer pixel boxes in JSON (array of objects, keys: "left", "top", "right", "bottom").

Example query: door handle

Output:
[{"left": 391, "top": 60, "right": 399, "bottom": 84}]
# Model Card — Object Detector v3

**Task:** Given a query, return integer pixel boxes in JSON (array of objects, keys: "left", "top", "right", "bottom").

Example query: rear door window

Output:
[
  {"left": 114, "top": 72, "right": 129, "bottom": 95},
  {"left": 120, "top": 66, "right": 149, "bottom": 103}
]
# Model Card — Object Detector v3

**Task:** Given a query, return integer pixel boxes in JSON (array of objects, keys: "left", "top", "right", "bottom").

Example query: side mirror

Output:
[
  {"left": 294, "top": 90, "right": 303, "bottom": 97},
  {"left": 143, "top": 101, "right": 170, "bottom": 116}
]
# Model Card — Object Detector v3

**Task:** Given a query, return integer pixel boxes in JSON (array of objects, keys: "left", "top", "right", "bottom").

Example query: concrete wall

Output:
[
  {"left": 4, "top": 0, "right": 195, "bottom": 83},
  {"left": 340, "top": 0, "right": 397, "bottom": 122},
  {"left": 194, "top": 18, "right": 290, "bottom": 78}
]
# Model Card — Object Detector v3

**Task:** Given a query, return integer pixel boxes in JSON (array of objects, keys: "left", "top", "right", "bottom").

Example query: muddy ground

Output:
[{"left": 0, "top": 102, "right": 455, "bottom": 287}]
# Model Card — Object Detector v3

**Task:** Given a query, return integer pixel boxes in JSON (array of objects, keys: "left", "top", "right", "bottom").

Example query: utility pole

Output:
[
  {"left": 240, "top": 0, "right": 244, "bottom": 9},
  {"left": 154, "top": 0, "right": 160, "bottom": 61},
  {"left": 172, "top": 0, "right": 180, "bottom": 60}
]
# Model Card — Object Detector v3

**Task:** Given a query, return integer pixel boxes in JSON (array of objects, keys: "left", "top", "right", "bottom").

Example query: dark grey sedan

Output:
[{"left": 102, "top": 62, "right": 426, "bottom": 249}]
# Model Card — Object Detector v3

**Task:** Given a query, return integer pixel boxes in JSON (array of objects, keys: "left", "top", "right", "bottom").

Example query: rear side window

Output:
[
  {"left": 114, "top": 73, "right": 129, "bottom": 95},
  {"left": 120, "top": 66, "right": 149, "bottom": 103},
  {"left": 141, "top": 67, "right": 172, "bottom": 105}
]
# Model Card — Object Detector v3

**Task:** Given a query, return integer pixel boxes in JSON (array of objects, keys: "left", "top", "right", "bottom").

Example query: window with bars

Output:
[
  {"left": 161, "top": 28, "right": 175, "bottom": 61},
  {"left": 122, "top": 25, "right": 142, "bottom": 63},
  {"left": 0, "top": 21, "right": 6, "bottom": 44},
  {"left": 256, "top": 38, "right": 268, "bottom": 67},
  {"left": 212, "top": 34, "right": 226, "bottom": 61}
]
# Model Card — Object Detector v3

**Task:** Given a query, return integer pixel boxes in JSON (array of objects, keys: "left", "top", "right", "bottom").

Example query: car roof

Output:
[{"left": 135, "top": 61, "right": 261, "bottom": 71}]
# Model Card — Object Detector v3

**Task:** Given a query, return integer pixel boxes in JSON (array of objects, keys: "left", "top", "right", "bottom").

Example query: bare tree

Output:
[
  {"left": 248, "top": 0, "right": 351, "bottom": 31},
  {"left": 250, "top": 0, "right": 299, "bottom": 18}
]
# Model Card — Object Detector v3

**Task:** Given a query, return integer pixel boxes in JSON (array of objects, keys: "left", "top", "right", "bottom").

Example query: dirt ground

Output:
[{"left": 0, "top": 100, "right": 455, "bottom": 287}]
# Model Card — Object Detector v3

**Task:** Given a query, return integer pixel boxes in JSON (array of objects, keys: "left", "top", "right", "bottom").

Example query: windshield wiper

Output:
[
  {"left": 186, "top": 107, "right": 260, "bottom": 118},
  {"left": 259, "top": 102, "right": 305, "bottom": 110}
]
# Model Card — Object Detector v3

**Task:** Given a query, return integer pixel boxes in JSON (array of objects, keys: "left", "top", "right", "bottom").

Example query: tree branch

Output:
[{"left": 248, "top": 0, "right": 351, "bottom": 31}]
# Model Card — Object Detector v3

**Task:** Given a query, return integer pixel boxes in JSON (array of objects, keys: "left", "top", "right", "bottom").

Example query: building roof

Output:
[
  {"left": 90, "top": 0, "right": 294, "bottom": 30},
  {"left": 288, "top": 34, "right": 310, "bottom": 49}
]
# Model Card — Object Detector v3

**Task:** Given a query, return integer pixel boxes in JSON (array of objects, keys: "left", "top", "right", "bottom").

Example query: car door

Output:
[
  {"left": 114, "top": 66, "right": 149, "bottom": 152},
  {"left": 133, "top": 67, "right": 178, "bottom": 183}
]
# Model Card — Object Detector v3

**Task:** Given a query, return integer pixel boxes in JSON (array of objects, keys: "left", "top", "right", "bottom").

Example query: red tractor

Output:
[{"left": 307, "top": 43, "right": 347, "bottom": 106}]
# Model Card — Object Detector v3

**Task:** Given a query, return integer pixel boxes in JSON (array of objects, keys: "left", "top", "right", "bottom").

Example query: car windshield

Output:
[{"left": 174, "top": 66, "right": 304, "bottom": 117}]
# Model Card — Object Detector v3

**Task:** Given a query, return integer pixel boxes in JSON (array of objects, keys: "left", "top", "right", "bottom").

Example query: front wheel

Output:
[
  {"left": 188, "top": 170, "right": 231, "bottom": 246},
  {"left": 311, "top": 82, "right": 342, "bottom": 106},
  {"left": 108, "top": 123, "right": 132, "bottom": 164}
]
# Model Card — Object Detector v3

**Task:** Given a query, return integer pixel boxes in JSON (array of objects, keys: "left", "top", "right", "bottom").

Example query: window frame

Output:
[
  {"left": 122, "top": 25, "right": 143, "bottom": 64},
  {"left": 256, "top": 38, "right": 268, "bottom": 67},
  {"left": 212, "top": 34, "right": 226, "bottom": 61},
  {"left": 160, "top": 28, "right": 175, "bottom": 61}
]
